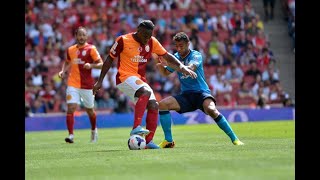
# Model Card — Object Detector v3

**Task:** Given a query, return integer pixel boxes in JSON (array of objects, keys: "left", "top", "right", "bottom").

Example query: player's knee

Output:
[
  {"left": 143, "top": 88, "right": 152, "bottom": 97},
  {"left": 148, "top": 100, "right": 159, "bottom": 110},
  {"left": 67, "top": 104, "right": 77, "bottom": 113},
  {"left": 85, "top": 108, "right": 95, "bottom": 116},
  {"left": 206, "top": 107, "right": 219, "bottom": 117},
  {"left": 136, "top": 86, "right": 152, "bottom": 97},
  {"left": 158, "top": 101, "right": 168, "bottom": 110}
]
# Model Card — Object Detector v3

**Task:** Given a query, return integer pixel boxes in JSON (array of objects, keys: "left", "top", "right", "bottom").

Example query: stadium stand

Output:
[{"left": 25, "top": 0, "right": 294, "bottom": 116}]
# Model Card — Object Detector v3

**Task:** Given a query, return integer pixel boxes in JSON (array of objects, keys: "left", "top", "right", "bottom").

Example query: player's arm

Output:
[
  {"left": 155, "top": 55, "right": 172, "bottom": 76},
  {"left": 88, "top": 58, "right": 103, "bottom": 69},
  {"left": 151, "top": 37, "right": 196, "bottom": 78},
  {"left": 186, "top": 63, "right": 197, "bottom": 71},
  {"left": 58, "top": 61, "right": 71, "bottom": 78},
  {"left": 161, "top": 53, "right": 197, "bottom": 79},
  {"left": 93, "top": 36, "right": 123, "bottom": 94},
  {"left": 186, "top": 54, "right": 201, "bottom": 72},
  {"left": 84, "top": 46, "right": 103, "bottom": 69},
  {"left": 93, "top": 55, "right": 114, "bottom": 94},
  {"left": 156, "top": 63, "right": 172, "bottom": 77},
  {"left": 58, "top": 47, "right": 72, "bottom": 80}
]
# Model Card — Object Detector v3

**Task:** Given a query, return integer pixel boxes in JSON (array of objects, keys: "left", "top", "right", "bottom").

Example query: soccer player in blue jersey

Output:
[{"left": 156, "top": 32, "right": 244, "bottom": 148}]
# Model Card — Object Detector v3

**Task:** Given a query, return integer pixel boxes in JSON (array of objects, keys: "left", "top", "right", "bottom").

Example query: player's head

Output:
[
  {"left": 75, "top": 26, "right": 88, "bottom": 45},
  {"left": 173, "top": 32, "right": 190, "bottom": 57},
  {"left": 136, "top": 20, "right": 155, "bottom": 45}
]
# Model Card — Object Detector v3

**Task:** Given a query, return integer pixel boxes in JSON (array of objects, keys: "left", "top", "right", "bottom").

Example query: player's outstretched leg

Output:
[
  {"left": 214, "top": 114, "right": 244, "bottom": 145},
  {"left": 87, "top": 109, "right": 98, "bottom": 143},
  {"left": 158, "top": 111, "right": 175, "bottom": 148},
  {"left": 91, "top": 128, "right": 98, "bottom": 143},
  {"left": 145, "top": 108, "right": 160, "bottom": 149},
  {"left": 130, "top": 125, "right": 150, "bottom": 136},
  {"left": 65, "top": 113, "right": 74, "bottom": 143}
]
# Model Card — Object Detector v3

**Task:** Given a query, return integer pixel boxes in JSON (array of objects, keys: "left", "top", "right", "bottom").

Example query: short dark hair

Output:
[
  {"left": 173, "top": 32, "right": 189, "bottom": 42},
  {"left": 74, "top": 26, "right": 87, "bottom": 35},
  {"left": 138, "top": 20, "right": 155, "bottom": 30}
]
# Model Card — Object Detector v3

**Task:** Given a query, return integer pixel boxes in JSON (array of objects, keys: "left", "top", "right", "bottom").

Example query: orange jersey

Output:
[
  {"left": 66, "top": 43, "right": 101, "bottom": 89},
  {"left": 109, "top": 33, "right": 167, "bottom": 84}
]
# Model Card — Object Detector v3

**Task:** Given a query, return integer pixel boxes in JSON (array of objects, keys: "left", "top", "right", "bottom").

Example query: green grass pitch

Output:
[{"left": 25, "top": 120, "right": 294, "bottom": 180}]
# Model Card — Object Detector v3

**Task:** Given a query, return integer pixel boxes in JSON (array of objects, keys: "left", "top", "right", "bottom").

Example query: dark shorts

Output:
[{"left": 173, "top": 92, "right": 216, "bottom": 114}]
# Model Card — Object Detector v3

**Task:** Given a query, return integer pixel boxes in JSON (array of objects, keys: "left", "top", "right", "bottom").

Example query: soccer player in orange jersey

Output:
[
  {"left": 93, "top": 20, "right": 197, "bottom": 149},
  {"left": 58, "top": 26, "right": 103, "bottom": 143}
]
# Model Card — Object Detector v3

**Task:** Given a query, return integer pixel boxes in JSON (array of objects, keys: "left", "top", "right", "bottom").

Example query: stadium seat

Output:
[
  {"left": 237, "top": 96, "right": 256, "bottom": 106},
  {"left": 243, "top": 75, "right": 256, "bottom": 87}
]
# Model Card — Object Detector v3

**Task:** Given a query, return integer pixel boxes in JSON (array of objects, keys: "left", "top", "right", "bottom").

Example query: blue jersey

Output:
[{"left": 166, "top": 50, "right": 211, "bottom": 94}]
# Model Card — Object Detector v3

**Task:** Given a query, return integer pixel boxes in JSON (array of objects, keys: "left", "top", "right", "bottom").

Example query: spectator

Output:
[
  {"left": 238, "top": 81, "right": 255, "bottom": 99},
  {"left": 208, "top": 33, "right": 225, "bottom": 66},
  {"left": 239, "top": 42, "right": 257, "bottom": 65},
  {"left": 262, "top": 0, "right": 275, "bottom": 21},
  {"left": 245, "top": 60, "right": 261, "bottom": 77},
  {"left": 257, "top": 47, "right": 272, "bottom": 67},
  {"left": 261, "top": 59, "right": 279, "bottom": 84},
  {"left": 97, "top": 91, "right": 116, "bottom": 112},
  {"left": 252, "top": 29, "right": 267, "bottom": 50},
  {"left": 224, "top": 61, "right": 244, "bottom": 83}
]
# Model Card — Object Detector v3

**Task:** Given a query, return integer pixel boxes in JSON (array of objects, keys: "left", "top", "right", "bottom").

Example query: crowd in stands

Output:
[
  {"left": 25, "top": 0, "right": 294, "bottom": 117},
  {"left": 282, "top": 0, "right": 295, "bottom": 52}
]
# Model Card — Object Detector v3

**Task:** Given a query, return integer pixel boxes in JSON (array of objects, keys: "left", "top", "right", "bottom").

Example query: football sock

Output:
[
  {"left": 133, "top": 94, "right": 150, "bottom": 129},
  {"left": 214, "top": 114, "right": 238, "bottom": 142},
  {"left": 66, "top": 113, "right": 74, "bottom": 135},
  {"left": 145, "top": 109, "right": 159, "bottom": 143},
  {"left": 89, "top": 112, "right": 97, "bottom": 130},
  {"left": 159, "top": 111, "right": 173, "bottom": 142}
]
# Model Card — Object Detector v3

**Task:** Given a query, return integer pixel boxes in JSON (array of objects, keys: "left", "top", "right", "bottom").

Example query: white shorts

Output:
[
  {"left": 116, "top": 76, "right": 156, "bottom": 104},
  {"left": 66, "top": 86, "right": 95, "bottom": 108}
]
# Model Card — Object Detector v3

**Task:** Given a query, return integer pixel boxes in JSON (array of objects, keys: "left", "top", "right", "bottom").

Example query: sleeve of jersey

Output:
[
  {"left": 90, "top": 45, "right": 102, "bottom": 62},
  {"left": 151, "top": 37, "right": 167, "bottom": 56},
  {"left": 189, "top": 54, "right": 202, "bottom": 68},
  {"left": 109, "top": 36, "right": 124, "bottom": 59}
]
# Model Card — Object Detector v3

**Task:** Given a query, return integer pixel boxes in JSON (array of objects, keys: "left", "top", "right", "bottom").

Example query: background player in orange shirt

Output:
[
  {"left": 58, "top": 26, "right": 103, "bottom": 143},
  {"left": 93, "top": 20, "right": 197, "bottom": 149}
]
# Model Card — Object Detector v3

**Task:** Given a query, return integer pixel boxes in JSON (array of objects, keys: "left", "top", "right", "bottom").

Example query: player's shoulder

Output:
[
  {"left": 86, "top": 43, "right": 98, "bottom": 49},
  {"left": 120, "top": 33, "right": 133, "bottom": 40},
  {"left": 67, "top": 44, "right": 77, "bottom": 52},
  {"left": 150, "top": 36, "right": 161, "bottom": 43},
  {"left": 191, "top": 49, "right": 202, "bottom": 56},
  {"left": 191, "top": 50, "right": 203, "bottom": 58}
]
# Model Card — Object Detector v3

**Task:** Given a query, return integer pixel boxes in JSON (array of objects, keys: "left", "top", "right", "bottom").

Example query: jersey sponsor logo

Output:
[
  {"left": 145, "top": 45, "right": 150, "bottom": 52},
  {"left": 111, "top": 42, "right": 118, "bottom": 55},
  {"left": 72, "top": 58, "right": 85, "bottom": 64},
  {"left": 82, "top": 50, "right": 87, "bottom": 56},
  {"left": 181, "top": 74, "right": 191, "bottom": 79},
  {"left": 131, "top": 55, "right": 148, "bottom": 63},
  {"left": 66, "top": 94, "right": 72, "bottom": 101},
  {"left": 135, "top": 79, "right": 144, "bottom": 85}
]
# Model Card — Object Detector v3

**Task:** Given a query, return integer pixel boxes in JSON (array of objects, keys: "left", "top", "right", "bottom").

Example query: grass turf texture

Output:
[{"left": 25, "top": 120, "right": 294, "bottom": 180}]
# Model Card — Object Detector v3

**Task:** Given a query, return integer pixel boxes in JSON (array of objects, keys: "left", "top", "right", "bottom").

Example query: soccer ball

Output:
[{"left": 128, "top": 134, "right": 146, "bottom": 150}]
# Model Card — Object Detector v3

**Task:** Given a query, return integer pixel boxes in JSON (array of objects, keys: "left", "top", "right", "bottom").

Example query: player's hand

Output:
[
  {"left": 181, "top": 66, "right": 197, "bottom": 79},
  {"left": 158, "top": 57, "right": 168, "bottom": 66},
  {"left": 155, "top": 62, "right": 163, "bottom": 70},
  {"left": 58, "top": 71, "right": 64, "bottom": 78},
  {"left": 93, "top": 81, "right": 102, "bottom": 95},
  {"left": 84, "top": 63, "right": 92, "bottom": 69}
]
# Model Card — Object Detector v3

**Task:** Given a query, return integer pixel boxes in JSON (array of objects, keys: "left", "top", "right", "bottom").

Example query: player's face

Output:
[
  {"left": 76, "top": 29, "right": 88, "bottom": 45},
  {"left": 175, "top": 40, "right": 189, "bottom": 57},
  {"left": 137, "top": 28, "right": 153, "bottom": 45}
]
